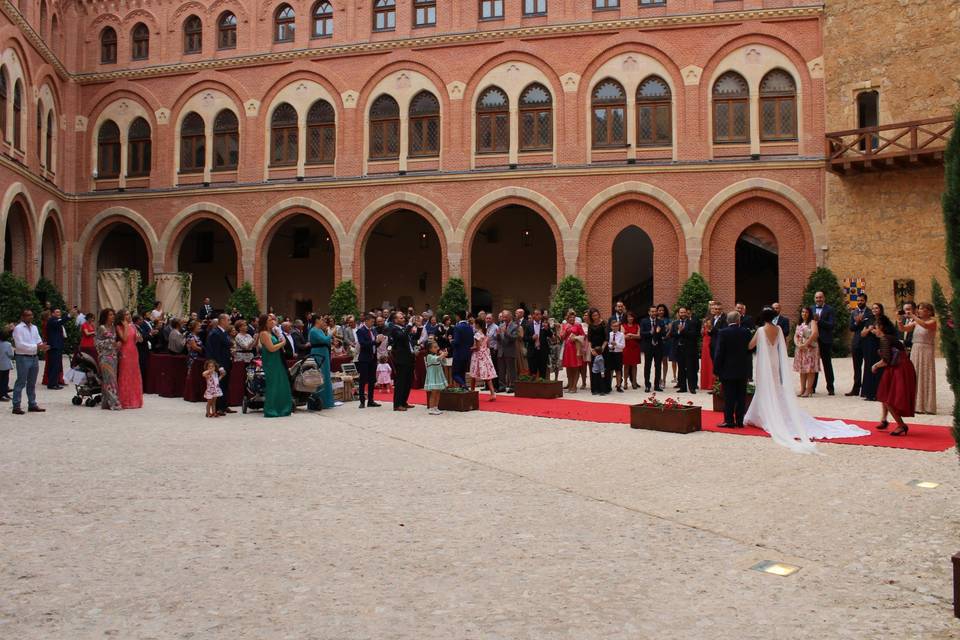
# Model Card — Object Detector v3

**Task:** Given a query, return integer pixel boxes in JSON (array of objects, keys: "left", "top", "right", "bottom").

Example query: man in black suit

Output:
[
  {"left": 388, "top": 310, "right": 414, "bottom": 411},
  {"left": 198, "top": 297, "right": 215, "bottom": 321},
  {"left": 523, "top": 308, "right": 552, "bottom": 379},
  {"left": 812, "top": 291, "right": 836, "bottom": 395},
  {"left": 713, "top": 312, "right": 753, "bottom": 428},
  {"left": 44, "top": 308, "right": 66, "bottom": 389},
  {"left": 707, "top": 303, "right": 727, "bottom": 363},
  {"left": 847, "top": 294, "right": 873, "bottom": 396},
  {"left": 673, "top": 307, "right": 699, "bottom": 394},
  {"left": 355, "top": 313, "right": 380, "bottom": 408},
  {"left": 771, "top": 302, "right": 791, "bottom": 345},
  {"left": 608, "top": 300, "right": 627, "bottom": 330},
  {"left": 639, "top": 306, "right": 664, "bottom": 392},
  {"left": 206, "top": 314, "right": 234, "bottom": 415},
  {"left": 735, "top": 303, "right": 755, "bottom": 331},
  {"left": 290, "top": 320, "right": 310, "bottom": 358}
]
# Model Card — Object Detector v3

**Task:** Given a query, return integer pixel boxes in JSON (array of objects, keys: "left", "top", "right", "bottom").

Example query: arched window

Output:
[
  {"left": 0, "top": 68, "right": 7, "bottom": 142},
  {"left": 713, "top": 71, "right": 749, "bottom": 144},
  {"left": 636, "top": 75, "right": 671, "bottom": 146},
  {"left": 131, "top": 23, "right": 149, "bottom": 60},
  {"left": 45, "top": 110, "right": 53, "bottom": 170},
  {"left": 51, "top": 16, "right": 59, "bottom": 55},
  {"left": 408, "top": 91, "right": 439, "bottom": 158},
  {"left": 274, "top": 4, "right": 295, "bottom": 42},
  {"left": 476, "top": 86, "right": 509, "bottom": 154},
  {"left": 311, "top": 1, "right": 333, "bottom": 38},
  {"left": 591, "top": 78, "right": 626, "bottom": 148},
  {"left": 12, "top": 80, "right": 22, "bottom": 150},
  {"left": 97, "top": 120, "right": 120, "bottom": 178},
  {"left": 306, "top": 99, "right": 335, "bottom": 164},
  {"left": 39, "top": 0, "right": 47, "bottom": 40},
  {"left": 128, "top": 117, "right": 151, "bottom": 177},
  {"left": 179, "top": 112, "right": 205, "bottom": 173},
  {"left": 270, "top": 103, "right": 298, "bottom": 166},
  {"left": 213, "top": 109, "right": 239, "bottom": 170},
  {"left": 519, "top": 83, "right": 552, "bottom": 152},
  {"left": 217, "top": 12, "right": 237, "bottom": 49},
  {"left": 36, "top": 104, "right": 42, "bottom": 161},
  {"left": 759, "top": 69, "right": 797, "bottom": 141},
  {"left": 100, "top": 27, "right": 117, "bottom": 64},
  {"left": 183, "top": 15, "right": 202, "bottom": 54},
  {"left": 368, "top": 95, "right": 399, "bottom": 160},
  {"left": 373, "top": 0, "right": 396, "bottom": 31}
]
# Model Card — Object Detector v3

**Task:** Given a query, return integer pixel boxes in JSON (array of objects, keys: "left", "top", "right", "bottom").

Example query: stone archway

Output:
[
  {"left": 612, "top": 226, "right": 655, "bottom": 314},
  {"left": 3, "top": 201, "right": 33, "bottom": 279},
  {"left": 735, "top": 223, "right": 779, "bottom": 316},
  {"left": 95, "top": 222, "right": 150, "bottom": 296},
  {"left": 468, "top": 205, "right": 558, "bottom": 314},
  {"left": 362, "top": 209, "right": 442, "bottom": 312},
  {"left": 39, "top": 215, "right": 63, "bottom": 285},
  {"left": 172, "top": 218, "right": 241, "bottom": 314},
  {"left": 263, "top": 213, "right": 337, "bottom": 318}
]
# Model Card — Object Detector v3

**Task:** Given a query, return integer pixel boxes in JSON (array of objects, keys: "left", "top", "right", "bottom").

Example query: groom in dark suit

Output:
[
  {"left": 812, "top": 290, "right": 836, "bottom": 395},
  {"left": 713, "top": 311, "right": 753, "bottom": 428}
]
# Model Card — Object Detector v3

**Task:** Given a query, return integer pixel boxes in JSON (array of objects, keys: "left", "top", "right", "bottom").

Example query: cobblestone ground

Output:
[{"left": 1, "top": 359, "right": 959, "bottom": 639}]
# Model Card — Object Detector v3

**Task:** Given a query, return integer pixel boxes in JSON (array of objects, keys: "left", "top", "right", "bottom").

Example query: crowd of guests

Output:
[{"left": 0, "top": 290, "right": 939, "bottom": 433}]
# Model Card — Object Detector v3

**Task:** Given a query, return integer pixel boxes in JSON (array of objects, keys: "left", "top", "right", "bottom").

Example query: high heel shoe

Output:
[
  {"left": 875, "top": 420, "right": 889, "bottom": 431},
  {"left": 890, "top": 424, "right": 909, "bottom": 436}
]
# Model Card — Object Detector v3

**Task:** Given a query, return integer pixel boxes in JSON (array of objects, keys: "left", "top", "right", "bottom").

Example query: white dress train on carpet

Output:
[{"left": 744, "top": 327, "right": 870, "bottom": 454}]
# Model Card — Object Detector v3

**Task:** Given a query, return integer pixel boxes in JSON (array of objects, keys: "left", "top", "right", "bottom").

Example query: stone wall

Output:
[{"left": 824, "top": 0, "right": 959, "bottom": 310}]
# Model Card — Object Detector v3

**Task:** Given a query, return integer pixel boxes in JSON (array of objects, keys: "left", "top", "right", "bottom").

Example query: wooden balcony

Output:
[{"left": 825, "top": 115, "right": 954, "bottom": 175}]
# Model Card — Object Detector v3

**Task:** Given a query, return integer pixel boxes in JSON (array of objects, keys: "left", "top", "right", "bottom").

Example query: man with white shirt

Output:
[
  {"left": 11, "top": 309, "right": 47, "bottom": 415},
  {"left": 523, "top": 308, "right": 552, "bottom": 380}
]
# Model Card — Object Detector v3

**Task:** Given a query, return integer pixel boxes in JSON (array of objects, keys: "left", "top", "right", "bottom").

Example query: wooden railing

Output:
[{"left": 825, "top": 115, "right": 954, "bottom": 174}]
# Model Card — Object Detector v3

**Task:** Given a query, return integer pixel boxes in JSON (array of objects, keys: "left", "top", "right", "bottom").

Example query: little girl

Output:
[
  {"left": 376, "top": 355, "right": 393, "bottom": 391},
  {"left": 201, "top": 359, "right": 224, "bottom": 418},
  {"left": 423, "top": 341, "right": 447, "bottom": 415}
]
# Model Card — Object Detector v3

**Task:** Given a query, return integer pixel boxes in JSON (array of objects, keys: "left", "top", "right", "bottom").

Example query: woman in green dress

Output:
[
  {"left": 308, "top": 315, "right": 335, "bottom": 410},
  {"left": 257, "top": 314, "right": 293, "bottom": 418}
]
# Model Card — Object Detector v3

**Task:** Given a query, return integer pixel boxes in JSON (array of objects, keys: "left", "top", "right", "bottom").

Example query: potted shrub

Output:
[
  {"left": 513, "top": 375, "right": 564, "bottom": 399},
  {"left": 630, "top": 394, "right": 702, "bottom": 433},
  {"left": 438, "top": 386, "right": 480, "bottom": 412},
  {"left": 711, "top": 380, "right": 756, "bottom": 413}
]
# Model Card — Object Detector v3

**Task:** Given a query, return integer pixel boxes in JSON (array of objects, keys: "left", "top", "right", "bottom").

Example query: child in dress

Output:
[
  {"left": 423, "top": 340, "right": 448, "bottom": 415},
  {"left": 202, "top": 359, "right": 224, "bottom": 418},
  {"left": 376, "top": 355, "right": 393, "bottom": 391}
]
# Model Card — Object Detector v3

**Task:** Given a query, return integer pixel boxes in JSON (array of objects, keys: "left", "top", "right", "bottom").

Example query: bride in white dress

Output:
[{"left": 744, "top": 307, "right": 870, "bottom": 453}]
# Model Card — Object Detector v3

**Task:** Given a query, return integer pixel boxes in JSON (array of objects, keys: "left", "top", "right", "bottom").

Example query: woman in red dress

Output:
[
  {"left": 621, "top": 311, "right": 641, "bottom": 390},
  {"left": 79, "top": 314, "right": 97, "bottom": 361},
  {"left": 700, "top": 305, "right": 715, "bottom": 392},
  {"left": 559, "top": 309, "right": 585, "bottom": 393},
  {"left": 116, "top": 309, "right": 144, "bottom": 409},
  {"left": 873, "top": 315, "right": 916, "bottom": 436}
]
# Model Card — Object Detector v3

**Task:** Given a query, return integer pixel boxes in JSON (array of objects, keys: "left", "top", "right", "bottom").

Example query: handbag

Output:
[{"left": 295, "top": 367, "right": 325, "bottom": 393}]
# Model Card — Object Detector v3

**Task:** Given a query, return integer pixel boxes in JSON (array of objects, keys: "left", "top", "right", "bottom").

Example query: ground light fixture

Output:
[
  {"left": 750, "top": 561, "right": 800, "bottom": 577},
  {"left": 907, "top": 480, "right": 940, "bottom": 489}
]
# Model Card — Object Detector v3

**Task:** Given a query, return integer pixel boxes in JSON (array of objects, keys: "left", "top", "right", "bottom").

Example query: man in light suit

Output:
[{"left": 497, "top": 310, "right": 519, "bottom": 392}]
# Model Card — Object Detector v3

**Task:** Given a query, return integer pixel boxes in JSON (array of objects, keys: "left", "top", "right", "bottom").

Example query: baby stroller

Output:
[
  {"left": 290, "top": 355, "right": 325, "bottom": 409},
  {"left": 241, "top": 358, "right": 265, "bottom": 413},
  {"left": 68, "top": 352, "right": 102, "bottom": 407}
]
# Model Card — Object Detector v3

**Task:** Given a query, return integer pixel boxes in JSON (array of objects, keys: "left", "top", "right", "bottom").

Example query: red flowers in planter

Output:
[{"left": 638, "top": 393, "right": 696, "bottom": 409}]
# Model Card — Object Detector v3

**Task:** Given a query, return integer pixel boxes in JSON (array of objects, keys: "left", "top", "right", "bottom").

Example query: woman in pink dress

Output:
[
  {"left": 469, "top": 321, "right": 497, "bottom": 401},
  {"left": 559, "top": 309, "right": 585, "bottom": 393},
  {"left": 116, "top": 309, "right": 144, "bottom": 409}
]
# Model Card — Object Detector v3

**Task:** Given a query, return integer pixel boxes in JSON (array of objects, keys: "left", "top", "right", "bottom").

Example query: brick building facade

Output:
[{"left": 2, "top": 0, "right": 831, "bottom": 319}]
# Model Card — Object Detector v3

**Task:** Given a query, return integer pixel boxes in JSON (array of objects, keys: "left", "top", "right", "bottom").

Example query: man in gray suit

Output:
[{"left": 497, "top": 310, "right": 519, "bottom": 393}]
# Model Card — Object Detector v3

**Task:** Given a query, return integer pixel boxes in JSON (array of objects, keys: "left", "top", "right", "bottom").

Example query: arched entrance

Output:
[
  {"left": 363, "top": 209, "right": 441, "bottom": 311},
  {"left": 735, "top": 223, "right": 778, "bottom": 314},
  {"left": 612, "top": 226, "right": 654, "bottom": 313},
  {"left": 40, "top": 216, "right": 62, "bottom": 284},
  {"left": 4, "top": 202, "right": 32, "bottom": 278},
  {"left": 96, "top": 222, "right": 149, "bottom": 282},
  {"left": 265, "top": 213, "right": 336, "bottom": 318},
  {"left": 175, "top": 218, "right": 240, "bottom": 314},
  {"left": 469, "top": 205, "right": 557, "bottom": 314}
]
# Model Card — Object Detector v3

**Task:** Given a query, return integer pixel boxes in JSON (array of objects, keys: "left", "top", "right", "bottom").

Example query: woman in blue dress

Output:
[{"left": 308, "top": 315, "right": 335, "bottom": 410}]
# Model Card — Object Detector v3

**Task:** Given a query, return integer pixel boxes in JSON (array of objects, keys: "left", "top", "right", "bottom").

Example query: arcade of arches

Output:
[{"left": 5, "top": 192, "right": 814, "bottom": 320}]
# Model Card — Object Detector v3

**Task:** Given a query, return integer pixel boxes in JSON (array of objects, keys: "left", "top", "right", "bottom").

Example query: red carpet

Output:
[{"left": 407, "top": 390, "right": 955, "bottom": 452}]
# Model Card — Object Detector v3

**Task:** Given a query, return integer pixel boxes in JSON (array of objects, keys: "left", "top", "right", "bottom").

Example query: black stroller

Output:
[
  {"left": 68, "top": 352, "right": 103, "bottom": 407},
  {"left": 241, "top": 358, "right": 265, "bottom": 413}
]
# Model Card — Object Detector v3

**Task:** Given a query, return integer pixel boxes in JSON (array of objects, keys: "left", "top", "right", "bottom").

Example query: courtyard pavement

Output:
[{"left": 1, "top": 358, "right": 959, "bottom": 639}]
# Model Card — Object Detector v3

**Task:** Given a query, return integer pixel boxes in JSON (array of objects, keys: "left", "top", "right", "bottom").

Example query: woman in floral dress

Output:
[
  {"left": 95, "top": 308, "right": 121, "bottom": 410},
  {"left": 469, "top": 321, "right": 497, "bottom": 401},
  {"left": 793, "top": 306, "right": 820, "bottom": 397}
]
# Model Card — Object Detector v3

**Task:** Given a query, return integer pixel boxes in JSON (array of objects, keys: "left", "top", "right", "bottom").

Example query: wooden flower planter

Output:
[
  {"left": 711, "top": 389, "right": 755, "bottom": 413},
  {"left": 438, "top": 390, "right": 480, "bottom": 412},
  {"left": 513, "top": 380, "right": 564, "bottom": 399},
  {"left": 629, "top": 405, "right": 702, "bottom": 434}
]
